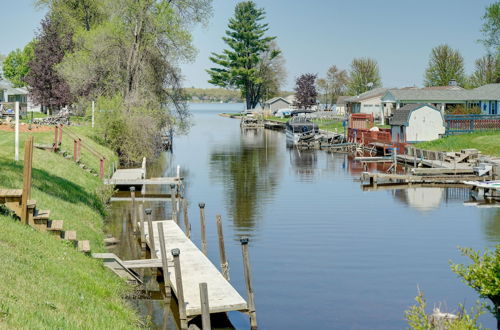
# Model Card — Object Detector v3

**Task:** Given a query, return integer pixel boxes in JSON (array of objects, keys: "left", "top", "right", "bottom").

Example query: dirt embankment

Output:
[{"left": 0, "top": 123, "right": 54, "bottom": 133}]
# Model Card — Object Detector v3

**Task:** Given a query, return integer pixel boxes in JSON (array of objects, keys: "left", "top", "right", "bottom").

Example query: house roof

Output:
[
  {"left": 383, "top": 83, "right": 500, "bottom": 102},
  {"left": 335, "top": 96, "right": 349, "bottom": 105},
  {"left": 264, "top": 96, "right": 291, "bottom": 105},
  {"left": 346, "top": 87, "right": 387, "bottom": 103},
  {"left": 390, "top": 103, "right": 439, "bottom": 126}
]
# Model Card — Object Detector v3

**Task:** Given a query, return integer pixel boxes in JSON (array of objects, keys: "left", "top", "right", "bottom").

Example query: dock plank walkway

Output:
[
  {"left": 104, "top": 177, "right": 182, "bottom": 186},
  {"left": 144, "top": 220, "right": 248, "bottom": 317},
  {"left": 397, "top": 154, "right": 472, "bottom": 170}
]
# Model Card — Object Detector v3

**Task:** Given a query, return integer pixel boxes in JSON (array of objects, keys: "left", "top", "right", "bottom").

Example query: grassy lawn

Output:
[
  {"left": 0, "top": 128, "right": 139, "bottom": 328},
  {"left": 416, "top": 131, "right": 500, "bottom": 157}
]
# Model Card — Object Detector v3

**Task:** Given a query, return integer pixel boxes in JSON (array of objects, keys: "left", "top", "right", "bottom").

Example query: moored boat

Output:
[{"left": 285, "top": 110, "right": 319, "bottom": 146}]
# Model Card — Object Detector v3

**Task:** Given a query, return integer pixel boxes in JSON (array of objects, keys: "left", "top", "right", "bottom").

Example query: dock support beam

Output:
[
  {"left": 130, "top": 187, "right": 137, "bottom": 231},
  {"left": 138, "top": 204, "right": 145, "bottom": 249},
  {"left": 216, "top": 214, "right": 229, "bottom": 281},
  {"left": 240, "top": 238, "right": 257, "bottom": 329},
  {"left": 170, "top": 184, "right": 177, "bottom": 224},
  {"left": 199, "top": 202, "right": 207, "bottom": 255},
  {"left": 199, "top": 282, "right": 211, "bottom": 330},
  {"left": 157, "top": 222, "right": 171, "bottom": 299},
  {"left": 145, "top": 208, "right": 156, "bottom": 258},
  {"left": 171, "top": 248, "right": 188, "bottom": 330}
]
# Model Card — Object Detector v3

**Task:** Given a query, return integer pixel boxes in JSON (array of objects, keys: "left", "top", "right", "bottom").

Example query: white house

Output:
[
  {"left": 334, "top": 96, "right": 349, "bottom": 115},
  {"left": 0, "top": 80, "right": 41, "bottom": 112},
  {"left": 345, "top": 88, "right": 387, "bottom": 119},
  {"left": 389, "top": 104, "right": 445, "bottom": 142}
]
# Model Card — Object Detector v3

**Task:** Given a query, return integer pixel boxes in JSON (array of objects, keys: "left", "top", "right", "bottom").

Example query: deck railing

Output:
[{"left": 445, "top": 114, "right": 500, "bottom": 135}]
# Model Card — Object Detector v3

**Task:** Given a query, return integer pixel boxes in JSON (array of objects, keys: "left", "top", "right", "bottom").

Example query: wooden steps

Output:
[
  {"left": 77, "top": 240, "right": 90, "bottom": 253},
  {"left": 62, "top": 230, "right": 77, "bottom": 241},
  {"left": 34, "top": 209, "right": 50, "bottom": 221}
]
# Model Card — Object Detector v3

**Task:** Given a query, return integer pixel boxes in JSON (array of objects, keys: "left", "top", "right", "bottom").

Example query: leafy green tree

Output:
[
  {"left": 480, "top": 1, "right": 500, "bottom": 50},
  {"left": 318, "top": 65, "right": 348, "bottom": 110},
  {"left": 207, "top": 1, "right": 279, "bottom": 109},
  {"left": 256, "top": 41, "right": 286, "bottom": 104},
  {"left": 450, "top": 245, "right": 500, "bottom": 328},
  {"left": 424, "top": 44, "right": 465, "bottom": 87},
  {"left": 347, "top": 57, "right": 381, "bottom": 96},
  {"left": 469, "top": 54, "right": 499, "bottom": 88},
  {"left": 2, "top": 42, "right": 35, "bottom": 87},
  {"left": 35, "top": 0, "right": 103, "bottom": 31}
]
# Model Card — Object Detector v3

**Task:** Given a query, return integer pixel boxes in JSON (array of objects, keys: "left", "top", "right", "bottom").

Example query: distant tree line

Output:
[{"left": 184, "top": 88, "right": 243, "bottom": 103}]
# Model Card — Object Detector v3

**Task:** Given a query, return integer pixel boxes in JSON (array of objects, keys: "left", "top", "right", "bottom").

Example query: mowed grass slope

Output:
[
  {"left": 0, "top": 128, "right": 139, "bottom": 328},
  {"left": 416, "top": 131, "right": 500, "bottom": 157}
]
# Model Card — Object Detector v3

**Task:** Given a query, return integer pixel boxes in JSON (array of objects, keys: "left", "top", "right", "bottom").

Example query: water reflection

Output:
[
  {"left": 288, "top": 148, "right": 317, "bottom": 179},
  {"left": 209, "top": 128, "right": 282, "bottom": 233},
  {"left": 481, "top": 209, "right": 500, "bottom": 243}
]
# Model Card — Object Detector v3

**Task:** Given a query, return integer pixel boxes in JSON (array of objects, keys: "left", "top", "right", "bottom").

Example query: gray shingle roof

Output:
[
  {"left": 265, "top": 97, "right": 291, "bottom": 105},
  {"left": 346, "top": 87, "right": 387, "bottom": 103},
  {"left": 389, "top": 104, "right": 438, "bottom": 126},
  {"left": 383, "top": 83, "right": 500, "bottom": 102}
]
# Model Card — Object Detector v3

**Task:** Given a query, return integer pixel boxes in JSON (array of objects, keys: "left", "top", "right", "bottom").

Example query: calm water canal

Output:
[{"left": 108, "top": 103, "right": 499, "bottom": 329}]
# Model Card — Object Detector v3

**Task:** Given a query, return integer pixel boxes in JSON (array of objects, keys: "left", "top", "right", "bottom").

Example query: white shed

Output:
[{"left": 389, "top": 104, "right": 445, "bottom": 142}]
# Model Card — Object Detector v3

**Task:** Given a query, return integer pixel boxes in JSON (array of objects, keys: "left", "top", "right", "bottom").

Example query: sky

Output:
[{"left": 1, "top": 0, "right": 496, "bottom": 90}]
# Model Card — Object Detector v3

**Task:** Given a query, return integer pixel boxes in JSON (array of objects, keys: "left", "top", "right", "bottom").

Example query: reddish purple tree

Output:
[
  {"left": 294, "top": 73, "right": 318, "bottom": 109},
  {"left": 25, "top": 16, "right": 73, "bottom": 114}
]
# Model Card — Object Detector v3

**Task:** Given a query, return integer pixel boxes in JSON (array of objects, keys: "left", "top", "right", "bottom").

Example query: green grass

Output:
[
  {"left": 0, "top": 128, "right": 140, "bottom": 328},
  {"left": 416, "top": 131, "right": 500, "bottom": 157}
]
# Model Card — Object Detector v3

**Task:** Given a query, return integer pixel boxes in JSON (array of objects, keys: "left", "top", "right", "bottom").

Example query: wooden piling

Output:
[
  {"left": 138, "top": 203, "right": 145, "bottom": 245},
  {"left": 216, "top": 214, "right": 229, "bottom": 281},
  {"left": 183, "top": 198, "right": 190, "bottom": 238},
  {"left": 157, "top": 222, "right": 171, "bottom": 298},
  {"left": 199, "top": 282, "right": 211, "bottom": 330},
  {"left": 130, "top": 187, "right": 137, "bottom": 231},
  {"left": 145, "top": 208, "right": 156, "bottom": 258},
  {"left": 199, "top": 202, "right": 207, "bottom": 255},
  {"left": 171, "top": 248, "right": 188, "bottom": 330},
  {"left": 21, "top": 136, "right": 34, "bottom": 225},
  {"left": 240, "top": 238, "right": 257, "bottom": 329},
  {"left": 170, "top": 184, "right": 178, "bottom": 224}
]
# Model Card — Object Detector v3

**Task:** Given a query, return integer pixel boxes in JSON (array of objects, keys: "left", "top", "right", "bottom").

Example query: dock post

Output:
[
  {"left": 183, "top": 198, "right": 190, "bottom": 238},
  {"left": 170, "top": 184, "right": 178, "bottom": 224},
  {"left": 199, "top": 282, "right": 211, "bottom": 330},
  {"left": 216, "top": 214, "right": 229, "bottom": 280},
  {"left": 240, "top": 237, "right": 257, "bottom": 329},
  {"left": 171, "top": 248, "right": 188, "bottom": 330},
  {"left": 21, "top": 137, "right": 34, "bottom": 225},
  {"left": 157, "top": 222, "right": 171, "bottom": 299},
  {"left": 130, "top": 187, "right": 137, "bottom": 231},
  {"left": 145, "top": 208, "right": 156, "bottom": 258},
  {"left": 138, "top": 203, "right": 145, "bottom": 247},
  {"left": 199, "top": 202, "right": 207, "bottom": 255}
]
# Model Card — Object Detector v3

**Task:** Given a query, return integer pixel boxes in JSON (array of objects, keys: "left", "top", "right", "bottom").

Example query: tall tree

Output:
[
  {"left": 294, "top": 73, "right": 317, "bottom": 109},
  {"left": 480, "top": 1, "right": 500, "bottom": 50},
  {"left": 469, "top": 54, "right": 499, "bottom": 87},
  {"left": 347, "top": 58, "right": 381, "bottom": 96},
  {"left": 257, "top": 41, "right": 286, "bottom": 104},
  {"left": 35, "top": 0, "right": 103, "bottom": 32},
  {"left": 25, "top": 16, "right": 73, "bottom": 113},
  {"left": 424, "top": 44, "right": 465, "bottom": 87},
  {"left": 317, "top": 65, "right": 348, "bottom": 110},
  {"left": 2, "top": 41, "right": 35, "bottom": 87},
  {"left": 207, "top": 1, "right": 279, "bottom": 109}
]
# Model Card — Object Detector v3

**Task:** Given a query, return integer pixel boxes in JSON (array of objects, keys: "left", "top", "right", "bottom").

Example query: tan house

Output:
[{"left": 345, "top": 88, "right": 387, "bottom": 120}]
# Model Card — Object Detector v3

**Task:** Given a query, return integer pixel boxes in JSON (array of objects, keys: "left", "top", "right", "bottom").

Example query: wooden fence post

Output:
[
  {"left": 73, "top": 139, "right": 78, "bottom": 162},
  {"left": 171, "top": 248, "right": 188, "bottom": 330},
  {"left": 21, "top": 136, "right": 34, "bottom": 225},
  {"left": 216, "top": 214, "right": 229, "bottom": 281},
  {"left": 199, "top": 282, "right": 211, "bottom": 330},
  {"left": 157, "top": 222, "right": 171, "bottom": 299},
  {"left": 53, "top": 125, "right": 59, "bottom": 152},
  {"left": 199, "top": 202, "right": 207, "bottom": 255},
  {"left": 77, "top": 138, "right": 82, "bottom": 162},
  {"left": 145, "top": 208, "right": 156, "bottom": 258},
  {"left": 138, "top": 203, "right": 145, "bottom": 247},
  {"left": 99, "top": 158, "right": 105, "bottom": 179},
  {"left": 58, "top": 124, "right": 63, "bottom": 147},
  {"left": 183, "top": 198, "right": 190, "bottom": 238},
  {"left": 240, "top": 237, "right": 257, "bottom": 329}
]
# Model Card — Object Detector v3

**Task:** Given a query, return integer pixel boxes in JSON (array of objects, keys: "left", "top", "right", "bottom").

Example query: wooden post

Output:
[
  {"left": 183, "top": 198, "right": 190, "bottom": 238},
  {"left": 77, "top": 138, "right": 82, "bottom": 162},
  {"left": 73, "top": 140, "right": 78, "bottom": 162},
  {"left": 138, "top": 203, "right": 145, "bottom": 246},
  {"left": 199, "top": 282, "right": 211, "bottom": 330},
  {"left": 216, "top": 214, "right": 229, "bottom": 281},
  {"left": 145, "top": 208, "right": 156, "bottom": 258},
  {"left": 21, "top": 136, "right": 34, "bottom": 225},
  {"left": 58, "top": 124, "right": 63, "bottom": 147},
  {"left": 53, "top": 125, "right": 59, "bottom": 152},
  {"left": 15, "top": 102, "right": 19, "bottom": 161},
  {"left": 157, "top": 222, "right": 171, "bottom": 298},
  {"left": 99, "top": 158, "right": 105, "bottom": 179},
  {"left": 171, "top": 248, "right": 188, "bottom": 330},
  {"left": 170, "top": 184, "right": 177, "bottom": 224},
  {"left": 130, "top": 187, "right": 137, "bottom": 231},
  {"left": 240, "top": 238, "right": 257, "bottom": 329},
  {"left": 199, "top": 202, "right": 207, "bottom": 255},
  {"left": 91, "top": 101, "right": 95, "bottom": 129}
]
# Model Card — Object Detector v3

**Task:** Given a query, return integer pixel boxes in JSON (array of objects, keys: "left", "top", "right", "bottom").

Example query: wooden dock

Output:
[
  {"left": 104, "top": 177, "right": 182, "bottom": 186},
  {"left": 143, "top": 220, "right": 248, "bottom": 318},
  {"left": 361, "top": 171, "right": 491, "bottom": 186},
  {"left": 92, "top": 253, "right": 143, "bottom": 284}
]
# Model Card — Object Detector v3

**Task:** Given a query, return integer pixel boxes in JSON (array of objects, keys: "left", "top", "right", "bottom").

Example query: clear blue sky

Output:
[{"left": 1, "top": 0, "right": 496, "bottom": 90}]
